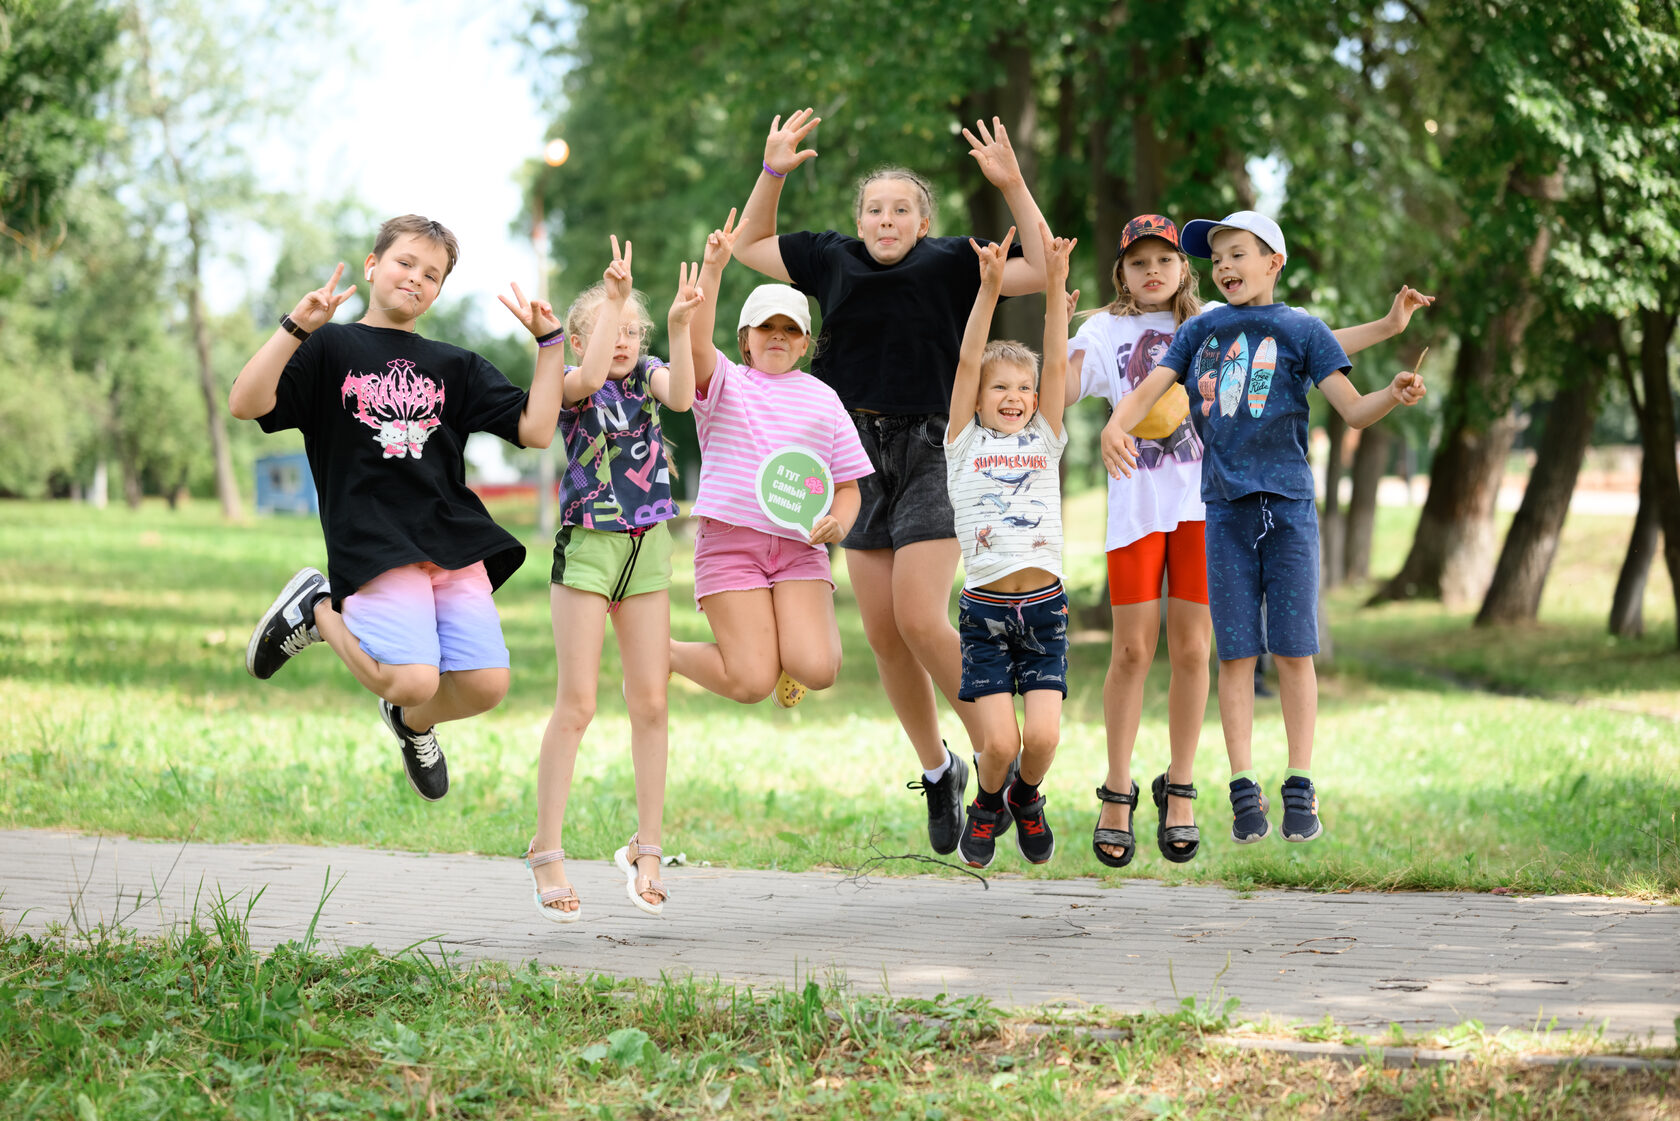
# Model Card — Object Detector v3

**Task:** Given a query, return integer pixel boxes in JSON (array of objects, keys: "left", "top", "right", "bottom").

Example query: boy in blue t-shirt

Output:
[{"left": 1100, "top": 211, "right": 1426, "bottom": 845}]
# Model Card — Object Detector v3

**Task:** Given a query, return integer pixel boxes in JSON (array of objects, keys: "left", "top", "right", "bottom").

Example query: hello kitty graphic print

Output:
[
  {"left": 342, "top": 358, "right": 444, "bottom": 459},
  {"left": 257, "top": 322, "right": 535, "bottom": 601}
]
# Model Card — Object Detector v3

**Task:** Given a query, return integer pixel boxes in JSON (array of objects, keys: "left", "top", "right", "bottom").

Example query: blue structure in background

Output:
[{"left": 254, "top": 452, "right": 317, "bottom": 516}]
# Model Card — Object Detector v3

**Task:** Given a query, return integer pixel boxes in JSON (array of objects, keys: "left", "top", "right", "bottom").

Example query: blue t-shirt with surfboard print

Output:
[{"left": 1158, "top": 302, "right": 1350, "bottom": 503}]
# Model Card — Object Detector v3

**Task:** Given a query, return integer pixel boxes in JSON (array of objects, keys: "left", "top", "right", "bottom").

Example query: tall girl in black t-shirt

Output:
[{"left": 732, "top": 109, "right": 1051, "bottom": 856}]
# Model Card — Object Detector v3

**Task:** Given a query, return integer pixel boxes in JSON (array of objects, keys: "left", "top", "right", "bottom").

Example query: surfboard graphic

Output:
[
  {"left": 1218, "top": 334, "right": 1249, "bottom": 418},
  {"left": 1247, "top": 336, "right": 1277, "bottom": 417},
  {"left": 1194, "top": 334, "right": 1220, "bottom": 416}
]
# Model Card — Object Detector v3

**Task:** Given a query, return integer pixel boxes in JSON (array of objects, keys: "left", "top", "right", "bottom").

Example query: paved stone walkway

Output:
[{"left": 4, "top": 829, "right": 1675, "bottom": 1045}]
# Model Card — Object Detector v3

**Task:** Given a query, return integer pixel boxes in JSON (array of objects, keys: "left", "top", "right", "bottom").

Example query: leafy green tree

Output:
[{"left": 0, "top": 0, "right": 121, "bottom": 266}]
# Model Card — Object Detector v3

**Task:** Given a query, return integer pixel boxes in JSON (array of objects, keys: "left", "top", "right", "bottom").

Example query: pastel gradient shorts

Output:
[{"left": 340, "top": 561, "right": 509, "bottom": 671}]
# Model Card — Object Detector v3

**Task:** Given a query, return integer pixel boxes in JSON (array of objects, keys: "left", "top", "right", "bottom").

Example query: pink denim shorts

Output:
[
  {"left": 340, "top": 561, "right": 509, "bottom": 671},
  {"left": 691, "top": 518, "right": 834, "bottom": 606}
]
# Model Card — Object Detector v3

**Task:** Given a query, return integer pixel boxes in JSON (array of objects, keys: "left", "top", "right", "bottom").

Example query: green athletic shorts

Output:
[{"left": 550, "top": 522, "right": 674, "bottom": 602}]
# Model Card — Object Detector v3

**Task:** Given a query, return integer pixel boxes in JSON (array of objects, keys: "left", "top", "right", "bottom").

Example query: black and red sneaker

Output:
[
  {"left": 1008, "top": 785, "right": 1056, "bottom": 864},
  {"left": 957, "top": 799, "right": 1013, "bottom": 869}
]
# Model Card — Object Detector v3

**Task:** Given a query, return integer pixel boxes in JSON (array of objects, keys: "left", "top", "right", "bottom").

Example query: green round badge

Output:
[{"left": 755, "top": 446, "right": 834, "bottom": 534}]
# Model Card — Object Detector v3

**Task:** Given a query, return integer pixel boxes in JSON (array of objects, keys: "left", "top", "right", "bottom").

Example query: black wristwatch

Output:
[{"left": 279, "top": 314, "right": 310, "bottom": 341}]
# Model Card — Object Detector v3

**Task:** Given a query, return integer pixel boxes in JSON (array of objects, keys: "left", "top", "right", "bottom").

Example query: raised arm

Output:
[
  {"left": 496, "top": 281, "right": 566, "bottom": 448},
  {"left": 1039, "top": 226, "right": 1076, "bottom": 438},
  {"left": 563, "top": 237, "right": 633, "bottom": 407},
  {"left": 734, "top": 109, "right": 820, "bottom": 283},
  {"left": 229, "top": 263, "right": 356, "bottom": 419},
  {"left": 946, "top": 228, "right": 1013, "bottom": 444},
  {"left": 1318, "top": 366, "right": 1426, "bottom": 430},
  {"left": 963, "top": 118, "right": 1048, "bottom": 298},
  {"left": 691, "top": 209, "right": 740, "bottom": 395},
  {"left": 653, "top": 260, "right": 701, "bottom": 412},
  {"left": 1331, "top": 285, "right": 1434, "bottom": 355}
]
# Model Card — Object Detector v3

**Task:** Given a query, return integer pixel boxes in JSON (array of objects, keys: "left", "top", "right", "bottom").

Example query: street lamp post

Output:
[{"left": 532, "top": 138, "right": 570, "bottom": 538}]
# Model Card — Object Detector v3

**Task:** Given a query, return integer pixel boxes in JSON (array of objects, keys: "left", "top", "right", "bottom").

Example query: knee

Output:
[
  {"left": 623, "top": 687, "right": 668, "bottom": 726},
  {"left": 894, "top": 607, "right": 951, "bottom": 653},
  {"left": 1109, "top": 638, "right": 1154, "bottom": 675},
  {"left": 550, "top": 689, "right": 597, "bottom": 735},
  {"left": 456, "top": 668, "right": 510, "bottom": 714},
  {"left": 1168, "top": 635, "right": 1211, "bottom": 673},
  {"left": 724, "top": 672, "right": 776, "bottom": 705},
  {"left": 1023, "top": 720, "right": 1060, "bottom": 756},
  {"left": 384, "top": 666, "right": 440, "bottom": 710}
]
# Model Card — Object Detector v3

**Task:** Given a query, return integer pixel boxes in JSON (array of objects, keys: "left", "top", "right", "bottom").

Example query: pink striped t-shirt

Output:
[{"left": 690, "top": 349, "right": 873, "bottom": 542}]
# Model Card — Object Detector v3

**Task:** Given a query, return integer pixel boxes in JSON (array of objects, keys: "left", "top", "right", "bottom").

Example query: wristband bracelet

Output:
[
  {"left": 535, "top": 326, "right": 564, "bottom": 345},
  {"left": 762, "top": 161, "right": 786, "bottom": 179},
  {"left": 278, "top": 314, "right": 310, "bottom": 341},
  {"left": 537, "top": 335, "right": 566, "bottom": 349}
]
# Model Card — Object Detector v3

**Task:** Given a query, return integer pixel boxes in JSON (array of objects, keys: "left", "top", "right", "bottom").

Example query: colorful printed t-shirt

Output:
[
  {"left": 258, "top": 322, "right": 529, "bottom": 601},
  {"left": 689, "top": 349, "right": 874, "bottom": 542},
  {"left": 779, "top": 231, "right": 1023, "bottom": 414},
  {"left": 1159, "top": 303, "right": 1351, "bottom": 502},
  {"left": 1070, "top": 309, "right": 1208, "bottom": 550},
  {"left": 557, "top": 358, "right": 676, "bottom": 532},
  {"left": 946, "top": 412, "right": 1069, "bottom": 589}
]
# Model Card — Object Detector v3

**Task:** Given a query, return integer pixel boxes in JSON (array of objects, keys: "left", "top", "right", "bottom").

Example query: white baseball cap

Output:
[
  {"left": 738, "top": 284, "right": 812, "bottom": 335},
  {"left": 1180, "top": 210, "right": 1288, "bottom": 261}
]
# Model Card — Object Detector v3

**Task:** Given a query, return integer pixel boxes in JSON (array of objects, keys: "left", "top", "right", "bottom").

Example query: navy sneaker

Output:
[
  {"left": 958, "top": 799, "right": 1013, "bottom": 869},
  {"left": 1229, "top": 777, "right": 1271, "bottom": 844},
  {"left": 1280, "top": 777, "right": 1323, "bottom": 842},
  {"left": 381, "top": 699, "right": 448, "bottom": 801},
  {"left": 1008, "top": 785, "right": 1055, "bottom": 865},
  {"left": 907, "top": 745, "right": 967, "bottom": 855},
  {"left": 245, "top": 568, "right": 327, "bottom": 679}
]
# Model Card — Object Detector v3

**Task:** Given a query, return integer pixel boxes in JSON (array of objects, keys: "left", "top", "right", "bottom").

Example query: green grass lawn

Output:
[{"left": 1, "top": 494, "right": 1676, "bottom": 899}]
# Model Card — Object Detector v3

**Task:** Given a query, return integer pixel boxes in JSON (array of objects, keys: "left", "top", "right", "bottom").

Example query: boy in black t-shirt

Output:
[{"left": 229, "top": 214, "right": 566, "bottom": 800}]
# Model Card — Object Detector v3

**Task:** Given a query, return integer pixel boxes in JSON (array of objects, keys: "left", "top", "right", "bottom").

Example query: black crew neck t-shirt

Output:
[
  {"left": 258, "top": 322, "right": 530, "bottom": 602},
  {"left": 779, "top": 231, "right": 1021, "bottom": 415}
]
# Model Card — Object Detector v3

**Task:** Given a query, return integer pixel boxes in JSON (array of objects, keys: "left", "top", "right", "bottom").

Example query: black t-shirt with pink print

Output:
[{"left": 259, "top": 322, "right": 529, "bottom": 603}]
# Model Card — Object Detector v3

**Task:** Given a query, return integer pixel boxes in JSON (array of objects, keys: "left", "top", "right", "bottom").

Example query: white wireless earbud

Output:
[{"left": 365, "top": 269, "right": 373, "bottom": 281}]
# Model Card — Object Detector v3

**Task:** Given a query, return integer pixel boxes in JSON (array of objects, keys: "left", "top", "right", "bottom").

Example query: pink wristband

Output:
[{"left": 762, "top": 161, "right": 786, "bottom": 179}]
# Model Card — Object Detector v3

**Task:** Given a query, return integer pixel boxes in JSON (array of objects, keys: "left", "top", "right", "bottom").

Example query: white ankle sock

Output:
[{"left": 923, "top": 754, "right": 952, "bottom": 784}]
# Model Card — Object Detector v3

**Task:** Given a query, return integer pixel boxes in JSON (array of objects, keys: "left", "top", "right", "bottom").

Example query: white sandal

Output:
[
  {"left": 525, "top": 838, "right": 581, "bottom": 924},
  {"left": 612, "top": 834, "right": 669, "bottom": 917}
]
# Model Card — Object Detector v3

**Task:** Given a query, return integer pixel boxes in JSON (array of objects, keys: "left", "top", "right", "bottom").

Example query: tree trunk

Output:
[
  {"left": 1321, "top": 411, "right": 1347, "bottom": 588},
  {"left": 1369, "top": 335, "right": 1521, "bottom": 607},
  {"left": 1344, "top": 425, "right": 1390, "bottom": 582},
  {"left": 963, "top": 37, "right": 1040, "bottom": 345},
  {"left": 1475, "top": 317, "right": 1610, "bottom": 626},
  {"left": 186, "top": 214, "right": 241, "bottom": 519},
  {"left": 1608, "top": 465, "right": 1658, "bottom": 637},
  {"left": 1633, "top": 308, "right": 1680, "bottom": 647}
]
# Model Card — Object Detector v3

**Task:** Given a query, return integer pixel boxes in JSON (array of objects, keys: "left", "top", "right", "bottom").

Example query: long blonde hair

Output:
[{"left": 1095, "top": 240, "right": 1203, "bottom": 326}]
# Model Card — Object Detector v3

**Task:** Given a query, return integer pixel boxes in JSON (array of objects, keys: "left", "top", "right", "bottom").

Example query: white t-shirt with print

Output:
[
  {"left": 946, "top": 411, "right": 1069, "bottom": 590},
  {"left": 1069, "top": 309, "right": 1211, "bottom": 551}
]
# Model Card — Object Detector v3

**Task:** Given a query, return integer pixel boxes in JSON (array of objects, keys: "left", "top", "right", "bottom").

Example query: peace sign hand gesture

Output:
[
  {"left": 704, "top": 208, "right": 741, "bottom": 271},
  {"left": 604, "top": 236, "right": 634, "bottom": 303},
  {"left": 496, "top": 281, "right": 560, "bottom": 339},
  {"left": 288, "top": 263, "right": 357, "bottom": 333}
]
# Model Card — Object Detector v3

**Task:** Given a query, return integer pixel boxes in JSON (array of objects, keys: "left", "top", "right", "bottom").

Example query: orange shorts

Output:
[{"left": 1107, "top": 521, "right": 1209, "bottom": 606}]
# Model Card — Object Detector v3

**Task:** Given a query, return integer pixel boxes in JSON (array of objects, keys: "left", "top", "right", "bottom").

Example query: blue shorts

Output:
[
  {"left": 958, "top": 582, "right": 1069, "bottom": 700},
  {"left": 340, "top": 561, "right": 510, "bottom": 671},
  {"left": 1204, "top": 494, "right": 1318, "bottom": 660}
]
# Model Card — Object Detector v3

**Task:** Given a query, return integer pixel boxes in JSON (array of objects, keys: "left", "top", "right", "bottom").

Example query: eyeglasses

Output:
[{"left": 581, "top": 324, "right": 651, "bottom": 343}]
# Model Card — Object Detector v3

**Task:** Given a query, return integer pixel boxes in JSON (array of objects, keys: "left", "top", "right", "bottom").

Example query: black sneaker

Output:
[
  {"left": 246, "top": 568, "right": 328, "bottom": 679},
  {"left": 1229, "top": 777, "right": 1271, "bottom": 844},
  {"left": 957, "top": 799, "right": 1013, "bottom": 869},
  {"left": 906, "top": 745, "right": 967, "bottom": 855},
  {"left": 1280, "top": 777, "right": 1323, "bottom": 842},
  {"left": 380, "top": 699, "right": 448, "bottom": 801},
  {"left": 1008, "top": 785, "right": 1056, "bottom": 864}
]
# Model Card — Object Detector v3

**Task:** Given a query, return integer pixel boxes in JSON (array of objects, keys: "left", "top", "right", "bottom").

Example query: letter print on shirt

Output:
[{"left": 341, "top": 358, "right": 445, "bottom": 459}]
